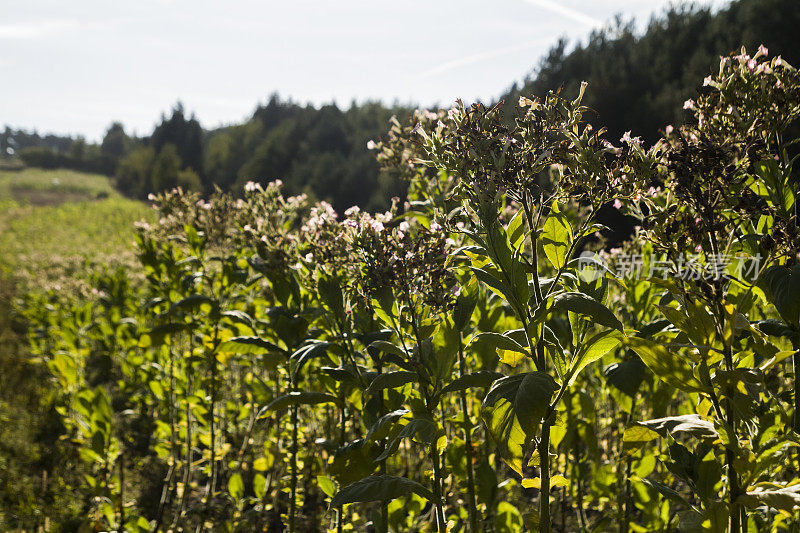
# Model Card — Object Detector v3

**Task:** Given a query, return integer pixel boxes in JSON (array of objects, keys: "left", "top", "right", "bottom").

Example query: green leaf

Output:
[
  {"left": 622, "top": 426, "right": 661, "bottom": 453},
  {"left": 553, "top": 292, "right": 623, "bottom": 331},
  {"left": 329, "top": 440, "right": 379, "bottom": 486},
  {"left": 330, "top": 474, "right": 434, "bottom": 508},
  {"left": 507, "top": 208, "right": 526, "bottom": 250},
  {"left": 317, "top": 273, "right": 345, "bottom": 319},
  {"left": 541, "top": 201, "right": 572, "bottom": 270},
  {"left": 368, "top": 340, "right": 408, "bottom": 360},
  {"left": 637, "top": 414, "right": 718, "bottom": 439},
  {"left": 623, "top": 337, "right": 707, "bottom": 393},
  {"left": 228, "top": 473, "right": 244, "bottom": 500},
  {"left": 364, "top": 371, "right": 418, "bottom": 397},
  {"left": 635, "top": 477, "right": 692, "bottom": 507},
  {"left": 441, "top": 371, "right": 504, "bottom": 394},
  {"left": 317, "top": 475, "right": 337, "bottom": 498},
  {"left": 760, "top": 264, "right": 800, "bottom": 328},
  {"left": 604, "top": 357, "right": 648, "bottom": 397},
  {"left": 290, "top": 340, "right": 333, "bottom": 379},
  {"left": 473, "top": 332, "right": 530, "bottom": 364},
  {"left": 258, "top": 391, "right": 340, "bottom": 417},
  {"left": 566, "top": 330, "right": 621, "bottom": 384},
  {"left": 254, "top": 473, "right": 267, "bottom": 499},
  {"left": 481, "top": 372, "right": 558, "bottom": 475},
  {"left": 738, "top": 483, "right": 800, "bottom": 511},
  {"left": 219, "top": 336, "right": 286, "bottom": 356}
]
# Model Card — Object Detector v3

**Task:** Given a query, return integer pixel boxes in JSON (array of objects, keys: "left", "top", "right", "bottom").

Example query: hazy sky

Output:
[{"left": 1, "top": 0, "right": 727, "bottom": 141}]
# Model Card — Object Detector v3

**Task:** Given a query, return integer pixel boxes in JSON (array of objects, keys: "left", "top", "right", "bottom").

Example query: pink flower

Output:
[
  {"left": 703, "top": 76, "right": 713, "bottom": 87},
  {"left": 747, "top": 58, "right": 757, "bottom": 73},
  {"left": 430, "top": 222, "right": 442, "bottom": 233},
  {"left": 613, "top": 199, "right": 623, "bottom": 210},
  {"left": 695, "top": 244, "right": 703, "bottom": 253},
  {"left": 683, "top": 99, "right": 695, "bottom": 110},
  {"left": 665, "top": 125, "right": 674, "bottom": 134},
  {"left": 758, "top": 44, "right": 769, "bottom": 57}
]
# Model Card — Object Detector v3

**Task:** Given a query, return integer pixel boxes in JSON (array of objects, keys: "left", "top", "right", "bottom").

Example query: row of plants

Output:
[{"left": 16, "top": 46, "right": 800, "bottom": 531}]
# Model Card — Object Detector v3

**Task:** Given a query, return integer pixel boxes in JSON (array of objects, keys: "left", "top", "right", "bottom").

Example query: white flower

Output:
[
  {"left": 366, "top": 140, "right": 377, "bottom": 150},
  {"left": 613, "top": 199, "right": 623, "bottom": 210},
  {"left": 244, "top": 181, "right": 258, "bottom": 192},
  {"left": 371, "top": 220, "right": 385, "bottom": 232},
  {"left": 683, "top": 99, "right": 695, "bottom": 110},
  {"left": 665, "top": 125, "right": 674, "bottom": 134},
  {"left": 429, "top": 222, "right": 442, "bottom": 233},
  {"left": 703, "top": 76, "right": 713, "bottom": 86},
  {"left": 399, "top": 221, "right": 410, "bottom": 232},
  {"left": 345, "top": 206, "right": 360, "bottom": 217},
  {"left": 620, "top": 131, "right": 641, "bottom": 146}
]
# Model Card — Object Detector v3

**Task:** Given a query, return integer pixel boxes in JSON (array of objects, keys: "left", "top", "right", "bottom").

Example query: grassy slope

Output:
[
  {"left": 0, "top": 168, "right": 151, "bottom": 528},
  {"left": 0, "top": 168, "right": 152, "bottom": 293}
]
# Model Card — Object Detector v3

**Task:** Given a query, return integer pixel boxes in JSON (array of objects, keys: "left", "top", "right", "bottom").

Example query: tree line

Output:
[{"left": 3, "top": 0, "right": 799, "bottom": 212}]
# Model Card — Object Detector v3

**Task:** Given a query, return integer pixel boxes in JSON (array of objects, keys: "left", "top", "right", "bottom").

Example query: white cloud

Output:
[
  {"left": 0, "top": 19, "right": 78, "bottom": 40},
  {"left": 521, "top": 0, "right": 603, "bottom": 28}
]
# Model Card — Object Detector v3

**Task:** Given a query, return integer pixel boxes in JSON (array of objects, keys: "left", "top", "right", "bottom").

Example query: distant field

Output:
[{"left": 0, "top": 167, "right": 152, "bottom": 293}]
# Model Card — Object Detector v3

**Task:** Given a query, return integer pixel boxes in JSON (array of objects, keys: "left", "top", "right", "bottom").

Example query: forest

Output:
[
  {"left": 1, "top": 1, "right": 800, "bottom": 532},
  {"left": 2, "top": 0, "right": 799, "bottom": 211}
]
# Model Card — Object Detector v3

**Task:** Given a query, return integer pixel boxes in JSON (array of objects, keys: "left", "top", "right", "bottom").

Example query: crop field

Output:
[
  {"left": 0, "top": 168, "right": 152, "bottom": 293},
  {"left": 2, "top": 48, "right": 800, "bottom": 533}
]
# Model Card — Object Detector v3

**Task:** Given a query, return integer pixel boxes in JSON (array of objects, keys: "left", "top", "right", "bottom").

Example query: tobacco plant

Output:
[{"left": 15, "top": 46, "right": 800, "bottom": 532}]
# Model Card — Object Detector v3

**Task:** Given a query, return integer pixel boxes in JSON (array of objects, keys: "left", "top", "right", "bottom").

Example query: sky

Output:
[{"left": 1, "top": 0, "right": 728, "bottom": 141}]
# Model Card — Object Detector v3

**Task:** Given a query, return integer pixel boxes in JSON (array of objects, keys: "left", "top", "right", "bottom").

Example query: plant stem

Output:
[
  {"left": 538, "top": 422, "right": 552, "bottom": 533},
  {"left": 289, "top": 403, "right": 299, "bottom": 533},
  {"left": 458, "top": 333, "right": 480, "bottom": 533},
  {"left": 430, "top": 429, "right": 447, "bottom": 532}
]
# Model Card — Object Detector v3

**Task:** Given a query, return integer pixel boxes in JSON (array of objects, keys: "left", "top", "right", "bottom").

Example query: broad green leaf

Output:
[
  {"left": 254, "top": 473, "right": 267, "bottom": 499},
  {"left": 317, "top": 272, "right": 345, "bottom": 319},
  {"left": 219, "top": 336, "right": 286, "bottom": 355},
  {"left": 541, "top": 201, "right": 572, "bottom": 270},
  {"left": 566, "top": 330, "right": 621, "bottom": 384},
  {"left": 441, "top": 371, "right": 504, "bottom": 394},
  {"left": 228, "top": 473, "right": 244, "bottom": 500},
  {"left": 624, "top": 337, "right": 707, "bottom": 393},
  {"left": 364, "top": 371, "right": 418, "bottom": 397},
  {"left": 329, "top": 440, "right": 379, "bottom": 486},
  {"left": 481, "top": 372, "right": 558, "bottom": 475},
  {"left": 330, "top": 474, "right": 433, "bottom": 508},
  {"left": 553, "top": 292, "right": 623, "bottom": 331},
  {"left": 258, "top": 391, "right": 340, "bottom": 417},
  {"left": 738, "top": 483, "right": 800, "bottom": 511},
  {"left": 317, "top": 475, "right": 337, "bottom": 498},
  {"left": 604, "top": 357, "right": 648, "bottom": 397},
  {"left": 622, "top": 425, "right": 660, "bottom": 453},
  {"left": 760, "top": 264, "right": 800, "bottom": 328}
]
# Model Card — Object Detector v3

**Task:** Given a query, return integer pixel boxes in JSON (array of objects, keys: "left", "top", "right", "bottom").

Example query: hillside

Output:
[{"left": 0, "top": 168, "right": 152, "bottom": 293}]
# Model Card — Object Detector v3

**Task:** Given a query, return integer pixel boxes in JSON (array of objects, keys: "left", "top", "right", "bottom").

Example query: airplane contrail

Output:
[
  {"left": 421, "top": 38, "right": 550, "bottom": 78},
  {"left": 522, "top": 0, "right": 603, "bottom": 28}
]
